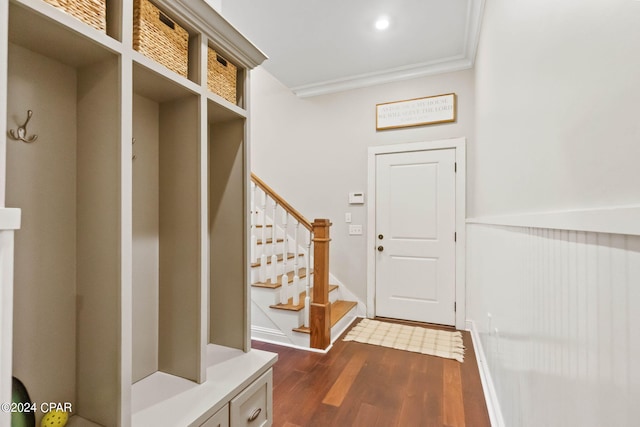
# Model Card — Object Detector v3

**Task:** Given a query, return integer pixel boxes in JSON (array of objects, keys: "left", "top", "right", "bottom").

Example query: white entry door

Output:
[{"left": 375, "top": 148, "right": 456, "bottom": 325}]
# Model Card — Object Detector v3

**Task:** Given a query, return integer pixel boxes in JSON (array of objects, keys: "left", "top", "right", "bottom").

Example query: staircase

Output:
[{"left": 250, "top": 174, "right": 359, "bottom": 350}]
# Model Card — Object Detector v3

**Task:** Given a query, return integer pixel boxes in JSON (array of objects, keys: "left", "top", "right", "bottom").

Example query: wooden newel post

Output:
[{"left": 310, "top": 218, "right": 331, "bottom": 349}]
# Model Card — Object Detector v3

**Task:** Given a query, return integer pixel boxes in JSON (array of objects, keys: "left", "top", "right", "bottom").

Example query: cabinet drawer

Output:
[
  {"left": 230, "top": 369, "right": 273, "bottom": 427},
  {"left": 200, "top": 403, "right": 229, "bottom": 427}
]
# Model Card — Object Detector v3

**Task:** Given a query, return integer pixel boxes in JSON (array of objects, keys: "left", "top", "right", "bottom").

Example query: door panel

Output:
[
  {"left": 375, "top": 149, "right": 456, "bottom": 325},
  {"left": 389, "top": 162, "right": 438, "bottom": 239},
  {"left": 389, "top": 256, "right": 439, "bottom": 301}
]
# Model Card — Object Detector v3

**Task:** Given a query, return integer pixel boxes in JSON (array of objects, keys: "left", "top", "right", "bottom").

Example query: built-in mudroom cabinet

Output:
[{"left": 0, "top": 0, "right": 276, "bottom": 426}]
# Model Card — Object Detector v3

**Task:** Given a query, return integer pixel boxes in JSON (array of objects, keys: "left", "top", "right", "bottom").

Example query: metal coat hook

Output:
[{"left": 9, "top": 110, "right": 38, "bottom": 143}]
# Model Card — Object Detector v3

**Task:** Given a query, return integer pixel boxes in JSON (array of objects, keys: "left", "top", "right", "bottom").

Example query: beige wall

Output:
[
  {"left": 132, "top": 93, "right": 160, "bottom": 382},
  {"left": 250, "top": 67, "right": 474, "bottom": 302},
  {"left": 7, "top": 43, "right": 77, "bottom": 417}
]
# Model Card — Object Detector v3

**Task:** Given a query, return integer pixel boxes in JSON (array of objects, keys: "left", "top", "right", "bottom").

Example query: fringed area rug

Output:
[{"left": 343, "top": 318, "right": 465, "bottom": 362}]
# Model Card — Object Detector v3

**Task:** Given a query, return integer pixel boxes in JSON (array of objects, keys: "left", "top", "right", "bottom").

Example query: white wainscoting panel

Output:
[{"left": 467, "top": 223, "right": 640, "bottom": 427}]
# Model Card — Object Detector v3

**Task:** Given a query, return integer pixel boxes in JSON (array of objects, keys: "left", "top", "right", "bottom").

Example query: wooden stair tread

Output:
[
  {"left": 251, "top": 252, "right": 303, "bottom": 268},
  {"left": 251, "top": 268, "right": 311, "bottom": 289},
  {"left": 293, "top": 300, "right": 357, "bottom": 334},
  {"left": 256, "top": 237, "right": 284, "bottom": 245},
  {"left": 269, "top": 285, "right": 339, "bottom": 312},
  {"left": 331, "top": 300, "right": 358, "bottom": 324}
]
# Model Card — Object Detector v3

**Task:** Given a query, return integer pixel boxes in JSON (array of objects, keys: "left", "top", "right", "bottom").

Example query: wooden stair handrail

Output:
[{"left": 251, "top": 173, "right": 313, "bottom": 231}]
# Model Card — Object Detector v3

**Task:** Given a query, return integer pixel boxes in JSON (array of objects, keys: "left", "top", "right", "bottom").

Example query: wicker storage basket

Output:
[
  {"left": 208, "top": 48, "right": 237, "bottom": 104},
  {"left": 133, "top": 0, "right": 189, "bottom": 78},
  {"left": 43, "top": 0, "right": 106, "bottom": 32}
]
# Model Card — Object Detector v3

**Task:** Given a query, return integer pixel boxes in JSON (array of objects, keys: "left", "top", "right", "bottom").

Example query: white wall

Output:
[
  {"left": 469, "top": 1, "right": 640, "bottom": 425},
  {"left": 249, "top": 67, "right": 474, "bottom": 302},
  {"left": 471, "top": 0, "right": 640, "bottom": 218}
]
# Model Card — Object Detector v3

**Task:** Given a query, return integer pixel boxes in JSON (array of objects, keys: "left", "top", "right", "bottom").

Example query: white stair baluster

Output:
[
  {"left": 251, "top": 182, "right": 258, "bottom": 263},
  {"left": 292, "top": 221, "right": 300, "bottom": 306},
  {"left": 270, "top": 202, "right": 278, "bottom": 284},
  {"left": 280, "top": 210, "right": 289, "bottom": 304},
  {"left": 259, "top": 189, "right": 267, "bottom": 282},
  {"left": 303, "top": 229, "right": 312, "bottom": 328}
]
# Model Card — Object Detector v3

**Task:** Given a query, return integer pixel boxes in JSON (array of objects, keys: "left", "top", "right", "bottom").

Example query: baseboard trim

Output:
[
  {"left": 466, "top": 319, "right": 505, "bottom": 427},
  {"left": 251, "top": 325, "right": 287, "bottom": 338},
  {"left": 331, "top": 315, "right": 361, "bottom": 343},
  {"left": 251, "top": 326, "right": 333, "bottom": 354}
]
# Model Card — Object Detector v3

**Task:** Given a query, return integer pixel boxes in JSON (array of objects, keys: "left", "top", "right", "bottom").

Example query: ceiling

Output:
[{"left": 219, "top": 0, "right": 485, "bottom": 97}]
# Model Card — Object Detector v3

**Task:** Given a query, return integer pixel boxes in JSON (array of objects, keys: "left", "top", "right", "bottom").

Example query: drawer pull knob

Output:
[{"left": 248, "top": 408, "right": 262, "bottom": 422}]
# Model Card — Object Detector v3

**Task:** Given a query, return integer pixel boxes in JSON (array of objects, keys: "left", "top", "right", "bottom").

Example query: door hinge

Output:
[
  {"left": 454, "top": 232, "right": 457, "bottom": 242},
  {"left": 454, "top": 162, "right": 457, "bottom": 173},
  {"left": 454, "top": 302, "right": 457, "bottom": 312}
]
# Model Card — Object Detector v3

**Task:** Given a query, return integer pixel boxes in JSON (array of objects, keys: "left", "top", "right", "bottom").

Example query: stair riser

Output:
[
  {"left": 251, "top": 212, "right": 306, "bottom": 235},
  {"left": 252, "top": 238, "right": 307, "bottom": 257},
  {"left": 250, "top": 260, "right": 306, "bottom": 283},
  {"left": 251, "top": 241, "right": 286, "bottom": 259},
  {"left": 251, "top": 248, "right": 308, "bottom": 268},
  {"left": 329, "top": 287, "right": 339, "bottom": 304},
  {"left": 250, "top": 227, "right": 281, "bottom": 241},
  {"left": 250, "top": 210, "right": 267, "bottom": 226},
  {"left": 252, "top": 290, "right": 304, "bottom": 326},
  {"left": 281, "top": 282, "right": 308, "bottom": 304}
]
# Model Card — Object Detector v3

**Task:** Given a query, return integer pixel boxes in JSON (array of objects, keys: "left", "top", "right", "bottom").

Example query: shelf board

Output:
[
  {"left": 132, "top": 371, "right": 199, "bottom": 414},
  {"left": 66, "top": 415, "right": 103, "bottom": 427},
  {"left": 133, "top": 61, "right": 199, "bottom": 104},
  {"left": 132, "top": 51, "right": 201, "bottom": 103},
  {"left": 132, "top": 345, "right": 277, "bottom": 426},
  {"left": 207, "top": 97, "right": 247, "bottom": 124},
  {"left": 9, "top": 0, "right": 120, "bottom": 68}
]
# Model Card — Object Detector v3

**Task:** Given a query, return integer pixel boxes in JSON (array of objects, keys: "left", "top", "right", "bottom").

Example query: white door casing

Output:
[
  {"left": 375, "top": 148, "right": 456, "bottom": 325},
  {"left": 367, "top": 138, "right": 466, "bottom": 330}
]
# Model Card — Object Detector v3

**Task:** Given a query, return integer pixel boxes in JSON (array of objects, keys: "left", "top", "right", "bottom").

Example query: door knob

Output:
[{"left": 377, "top": 246, "right": 384, "bottom": 252}]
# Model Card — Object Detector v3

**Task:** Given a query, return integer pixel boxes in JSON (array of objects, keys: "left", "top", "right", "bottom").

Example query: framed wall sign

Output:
[{"left": 376, "top": 93, "right": 457, "bottom": 130}]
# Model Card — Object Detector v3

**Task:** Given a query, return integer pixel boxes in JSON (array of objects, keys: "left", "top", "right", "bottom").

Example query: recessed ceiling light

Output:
[{"left": 375, "top": 17, "right": 390, "bottom": 31}]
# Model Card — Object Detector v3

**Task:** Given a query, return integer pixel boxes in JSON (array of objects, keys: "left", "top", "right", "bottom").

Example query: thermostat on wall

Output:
[{"left": 349, "top": 192, "right": 365, "bottom": 204}]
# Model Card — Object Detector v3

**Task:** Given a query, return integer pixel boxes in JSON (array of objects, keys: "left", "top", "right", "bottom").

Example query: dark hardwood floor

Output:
[{"left": 252, "top": 318, "right": 491, "bottom": 427}]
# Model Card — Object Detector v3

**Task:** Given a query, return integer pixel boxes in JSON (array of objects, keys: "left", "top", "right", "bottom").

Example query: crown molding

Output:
[
  {"left": 464, "top": 0, "right": 486, "bottom": 61},
  {"left": 155, "top": 0, "right": 268, "bottom": 69},
  {"left": 292, "top": 0, "right": 485, "bottom": 98},
  {"left": 292, "top": 56, "right": 473, "bottom": 98}
]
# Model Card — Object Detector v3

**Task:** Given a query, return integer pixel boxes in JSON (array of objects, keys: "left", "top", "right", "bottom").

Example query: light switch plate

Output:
[{"left": 349, "top": 224, "right": 363, "bottom": 235}]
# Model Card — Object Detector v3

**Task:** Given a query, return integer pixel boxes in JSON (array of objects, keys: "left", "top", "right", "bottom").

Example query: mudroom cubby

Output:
[
  {"left": 132, "top": 61, "right": 202, "bottom": 388},
  {"left": 2, "top": 1, "right": 276, "bottom": 426},
  {"left": 208, "top": 103, "right": 248, "bottom": 351},
  {"left": 6, "top": 4, "right": 121, "bottom": 426}
]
